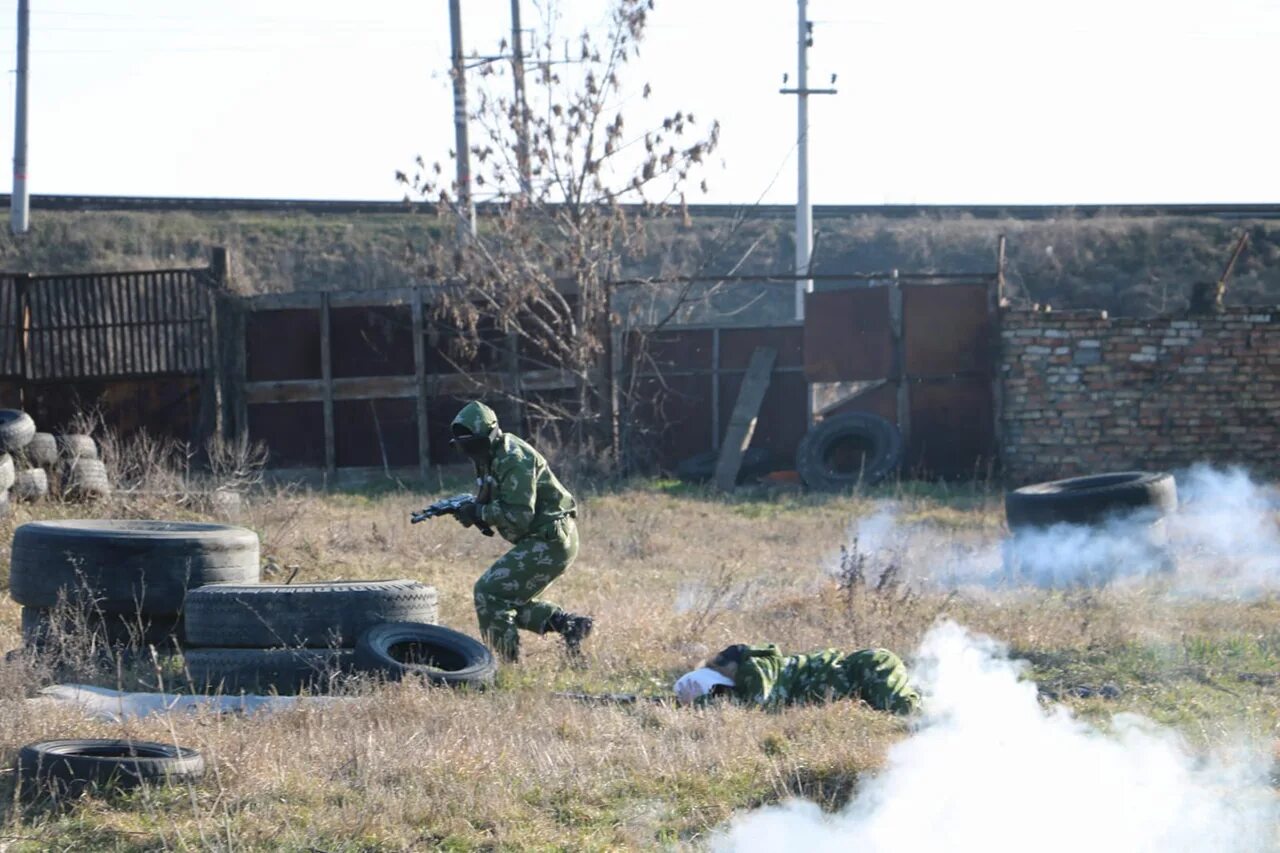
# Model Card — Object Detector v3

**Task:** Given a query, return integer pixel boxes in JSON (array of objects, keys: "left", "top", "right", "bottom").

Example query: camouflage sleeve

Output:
[
  {"left": 479, "top": 448, "right": 538, "bottom": 533},
  {"left": 731, "top": 645, "right": 785, "bottom": 707}
]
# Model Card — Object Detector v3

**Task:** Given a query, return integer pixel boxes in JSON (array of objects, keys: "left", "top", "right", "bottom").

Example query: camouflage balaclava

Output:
[{"left": 451, "top": 401, "right": 501, "bottom": 459}]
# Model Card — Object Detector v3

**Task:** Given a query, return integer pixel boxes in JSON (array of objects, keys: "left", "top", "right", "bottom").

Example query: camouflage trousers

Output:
[
  {"left": 837, "top": 649, "right": 920, "bottom": 714},
  {"left": 774, "top": 648, "right": 920, "bottom": 713},
  {"left": 473, "top": 516, "right": 579, "bottom": 661}
]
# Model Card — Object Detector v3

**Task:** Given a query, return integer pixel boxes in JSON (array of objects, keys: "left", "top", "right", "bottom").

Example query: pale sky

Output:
[{"left": 1, "top": 0, "right": 1277, "bottom": 205}]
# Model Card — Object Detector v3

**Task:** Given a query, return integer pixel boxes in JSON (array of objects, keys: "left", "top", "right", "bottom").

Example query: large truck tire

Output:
[
  {"left": 1005, "top": 471, "right": 1177, "bottom": 530},
  {"left": 354, "top": 622, "right": 496, "bottom": 688},
  {"left": 183, "top": 647, "right": 354, "bottom": 695},
  {"left": 17, "top": 739, "right": 204, "bottom": 796},
  {"left": 0, "top": 410, "right": 35, "bottom": 454},
  {"left": 183, "top": 580, "right": 439, "bottom": 648},
  {"left": 796, "top": 412, "right": 902, "bottom": 491},
  {"left": 9, "top": 520, "right": 260, "bottom": 613}
]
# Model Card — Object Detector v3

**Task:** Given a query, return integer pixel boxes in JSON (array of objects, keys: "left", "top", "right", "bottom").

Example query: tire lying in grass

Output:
[
  {"left": 1004, "top": 471, "right": 1178, "bottom": 530},
  {"left": 17, "top": 739, "right": 204, "bottom": 797},
  {"left": 12, "top": 467, "right": 47, "bottom": 502},
  {"left": 184, "top": 647, "right": 354, "bottom": 695},
  {"left": 0, "top": 409, "right": 35, "bottom": 454},
  {"left": 62, "top": 458, "right": 112, "bottom": 501},
  {"left": 184, "top": 580, "right": 439, "bottom": 648},
  {"left": 0, "top": 452, "right": 14, "bottom": 492},
  {"left": 355, "top": 622, "right": 496, "bottom": 688},
  {"left": 58, "top": 433, "right": 98, "bottom": 460},
  {"left": 795, "top": 412, "right": 903, "bottom": 492},
  {"left": 9, "top": 520, "right": 261, "bottom": 614},
  {"left": 21, "top": 607, "right": 183, "bottom": 651},
  {"left": 674, "top": 447, "right": 775, "bottom": 485},
  {"left": 23, "top": 432, "right": 58, "bottom": 468}
]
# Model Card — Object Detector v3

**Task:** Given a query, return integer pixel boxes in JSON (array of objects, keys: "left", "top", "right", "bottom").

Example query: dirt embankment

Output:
[{"left": 2, "top": 209, "right": 1276, "bottom": 318}]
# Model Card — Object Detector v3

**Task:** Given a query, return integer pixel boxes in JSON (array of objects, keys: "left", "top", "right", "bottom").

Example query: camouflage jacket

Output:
[
  {"left": 474, "top": 433, "right": 576, "bottom": 544},
  {"left": 725, "top": 643, "right": 920, "bottom": 713}
]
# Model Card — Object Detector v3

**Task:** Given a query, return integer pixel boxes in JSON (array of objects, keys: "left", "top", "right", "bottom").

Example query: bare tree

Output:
[{"left": 398, "top": 0, "right": 720, "bottom": 466}]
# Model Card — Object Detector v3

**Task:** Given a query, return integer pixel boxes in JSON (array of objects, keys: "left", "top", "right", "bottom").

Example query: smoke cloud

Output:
[
  {"left": 829, "top": 465, "right": 1280, "bottom": 591},
  {"left": 714, "top": 621, "right": 1277, "bottom": 852}
]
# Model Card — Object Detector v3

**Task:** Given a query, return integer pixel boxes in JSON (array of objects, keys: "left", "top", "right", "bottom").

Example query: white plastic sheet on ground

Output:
[{"left": 32, "top": 683, "right": 349, "bottom": 723}]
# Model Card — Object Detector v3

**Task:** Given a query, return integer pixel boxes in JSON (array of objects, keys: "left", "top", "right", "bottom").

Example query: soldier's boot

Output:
[{"left": 547, "top": 611, "right": 594, "bottom": 657}]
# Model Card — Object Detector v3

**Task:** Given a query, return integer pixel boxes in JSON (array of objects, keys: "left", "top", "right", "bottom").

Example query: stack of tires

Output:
[
  {"left": 9, "top": 520, "right": 261, "bottom": 654},
  {"left": 181, "top": 580, "right": 454, "bottom": 694},
  {"left": 56, "top": 434, "right": 111, "bottom": 502},
  {"left": 1003, "top": 471, "right": 1179, "bottom": 585},
  {"left": 0, "top": 409, "right": 109, "bottom": 508}
]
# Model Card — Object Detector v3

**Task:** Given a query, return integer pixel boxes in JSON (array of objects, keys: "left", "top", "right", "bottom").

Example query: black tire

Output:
[
  {"left": 21, "top": 607, "right": 183, "bottom": 651},
  {"left": 674, "top": 447, "right": 775, "bottom": 484},
  {"left": 9, "top": 520, "right": 261, "bottom": 614},
  {"left": 184, "top": 580, "right": 439, "bottom": 648},
  {"left": 24, "top": 432, "right": 58, "bottom": 467},
  {"left": 18, "top": 740, "right": 203, "bottom": 797},
  {"left": 12, "top": 467, "right": 47, "bottom": 502},
  {"left": 58, "top": 434, "right": 98, "bottom": 460},
  {"left": 354, "top": 622, "right": 496, "bottom": 688},
  {"left": 62, "top": 458, "right": 112, "bottom": 501},
  {"left": 1005, "top": 471, "right": 1177, "bottom": 530},
  {"left": 0, "top": 453, "right": 13, "bottom": 492},
  {"left": 795, "top": 412, "right": 903, "bottom": 491},
  {"left": 0, "top": 410, "right": 35, "bottom": 454},
  {"left": 183, "top": 647, "right": 354, "bottom": 695}
]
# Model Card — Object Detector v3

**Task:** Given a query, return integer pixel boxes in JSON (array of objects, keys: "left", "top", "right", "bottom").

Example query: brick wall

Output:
[{"left": 1000, "top": 307, "right": 1280, "bottom": 483}]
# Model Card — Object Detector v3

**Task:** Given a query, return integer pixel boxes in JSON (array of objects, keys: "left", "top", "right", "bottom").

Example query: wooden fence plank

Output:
[
  {"left": 713, "top": 346, "right": 776, "bottom": 491},
  {"left": 320, "top": 292, "right": 336, "bottom": 479}
]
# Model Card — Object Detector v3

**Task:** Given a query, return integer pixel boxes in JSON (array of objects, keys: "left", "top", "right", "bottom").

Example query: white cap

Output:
[{"left": 674, "top": 667, "right": 736, "bottom": 705}]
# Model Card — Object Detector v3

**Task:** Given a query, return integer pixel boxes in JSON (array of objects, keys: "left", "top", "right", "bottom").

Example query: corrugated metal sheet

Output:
[
  {"left": 334, "top": 398, "right": 418, "bottom": 467},
  {"left": 907, "top": 379, "right": 997, "bottom": 478},
  {"left": 903, "top": 283, "right": 992, "bottom": 378},
  {"left": 246, "top": 309, "right": 321, "bottom": 381},
  {"left": 804, "top": 287, "right": 894, "bottom": 381},
  {"left": 247, "top": 401, "right": 325, "bottom": 468},
  {"left": 331, "top": 306, "right": 414, "bottom": 378},
  {"left": 720, "top": 326, "right": 804, "bottom": 369},
  {"left": 0, "top": 277, "right": 19, "bottom": 378},
  {"left": 23, "top": 271, "right": 211, "bottom": 380}
]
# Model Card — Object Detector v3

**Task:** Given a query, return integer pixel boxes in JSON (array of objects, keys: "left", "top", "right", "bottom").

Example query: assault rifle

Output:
[
  {"left": 411, "top": 494, "right": 495, "bottom": 537},
  {"left": 553, "top": 691, "right": 670, "bottom": 706}
]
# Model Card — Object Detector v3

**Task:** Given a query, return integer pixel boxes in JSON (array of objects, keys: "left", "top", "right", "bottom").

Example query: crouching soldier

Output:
[
  {"left": 673, "top": 642, "right": 920, "bottom": 713},
  {"left": 449, "top": 401, "right": 593, "bottom": 662}
]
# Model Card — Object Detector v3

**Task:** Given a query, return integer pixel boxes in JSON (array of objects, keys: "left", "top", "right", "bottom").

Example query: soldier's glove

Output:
[{"left": 455, "top": 499, "right": 481, "bottom": 529}]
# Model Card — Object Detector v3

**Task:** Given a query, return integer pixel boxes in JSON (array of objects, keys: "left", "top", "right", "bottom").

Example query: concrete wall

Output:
[{"left": 1000, "top": 307, "right": 1280, "bottom": 483}]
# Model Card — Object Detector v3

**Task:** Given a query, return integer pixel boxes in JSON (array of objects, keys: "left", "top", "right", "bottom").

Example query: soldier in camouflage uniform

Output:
[
  {"left": 674, "top": 642, "right": 920, "bottom": 714},
  {"left": 449, "top": 401, "right": 593, "bottom": 662}
]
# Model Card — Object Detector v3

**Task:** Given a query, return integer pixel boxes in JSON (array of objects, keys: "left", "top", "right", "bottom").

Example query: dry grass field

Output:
[{"left": 0, "top": 470, "right": 1277, "bottom": 850}]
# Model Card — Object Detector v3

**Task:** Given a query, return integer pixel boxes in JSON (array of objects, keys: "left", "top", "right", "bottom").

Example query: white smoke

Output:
[
  {"left": 830, "top": 466, "right": 1280, "bottom": 591},
  {"left": 714, "top": 622, "right": 1277, "bottom": 853}
]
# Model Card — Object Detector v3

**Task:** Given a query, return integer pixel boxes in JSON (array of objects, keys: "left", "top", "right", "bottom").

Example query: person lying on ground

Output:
[{"left": 673, "top": 642, "right": 920, "bottom": 713}]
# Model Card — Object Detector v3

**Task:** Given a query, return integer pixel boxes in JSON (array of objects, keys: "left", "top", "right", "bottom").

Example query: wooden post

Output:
[
  {"left": 710, "top": 327, "right": 721, "bottom": 451},
  {"left": 996, "top": 234, "right": 1007, "bottom": 305},
  {"left": 320, "top": 292, "right": 336, "bottom": 483},
  {"left": 219, "top": 294, "right": 248, "bottom": 443},
  {"left": 713, "top": 346, "right": 776, "bottom": 491},
  {"left": 989, "top": 248, "right": 1005, "bottom": 477},
  {"left": 889, "top": 272, "right": 910, "bottom": 466},
  {"left": 15, "top": 273, "right": 29, "bottom": 407},
  {"left": 411, "top": 288, "right": 430, "bottom": 483}
]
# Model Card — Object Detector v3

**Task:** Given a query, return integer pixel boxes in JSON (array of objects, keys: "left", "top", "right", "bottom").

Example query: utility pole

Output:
[
  {"left": 779, "top": 0, "right": 835, "bottom": 321},
  {"left": 11, "top": 0, "right": 30, "bottom": 235},
  {"left": 448, "top": 0, "right": 476, "bottom": 241},
  {"left": 509, "top": 0, "right": 532, "bottom": 195}
]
